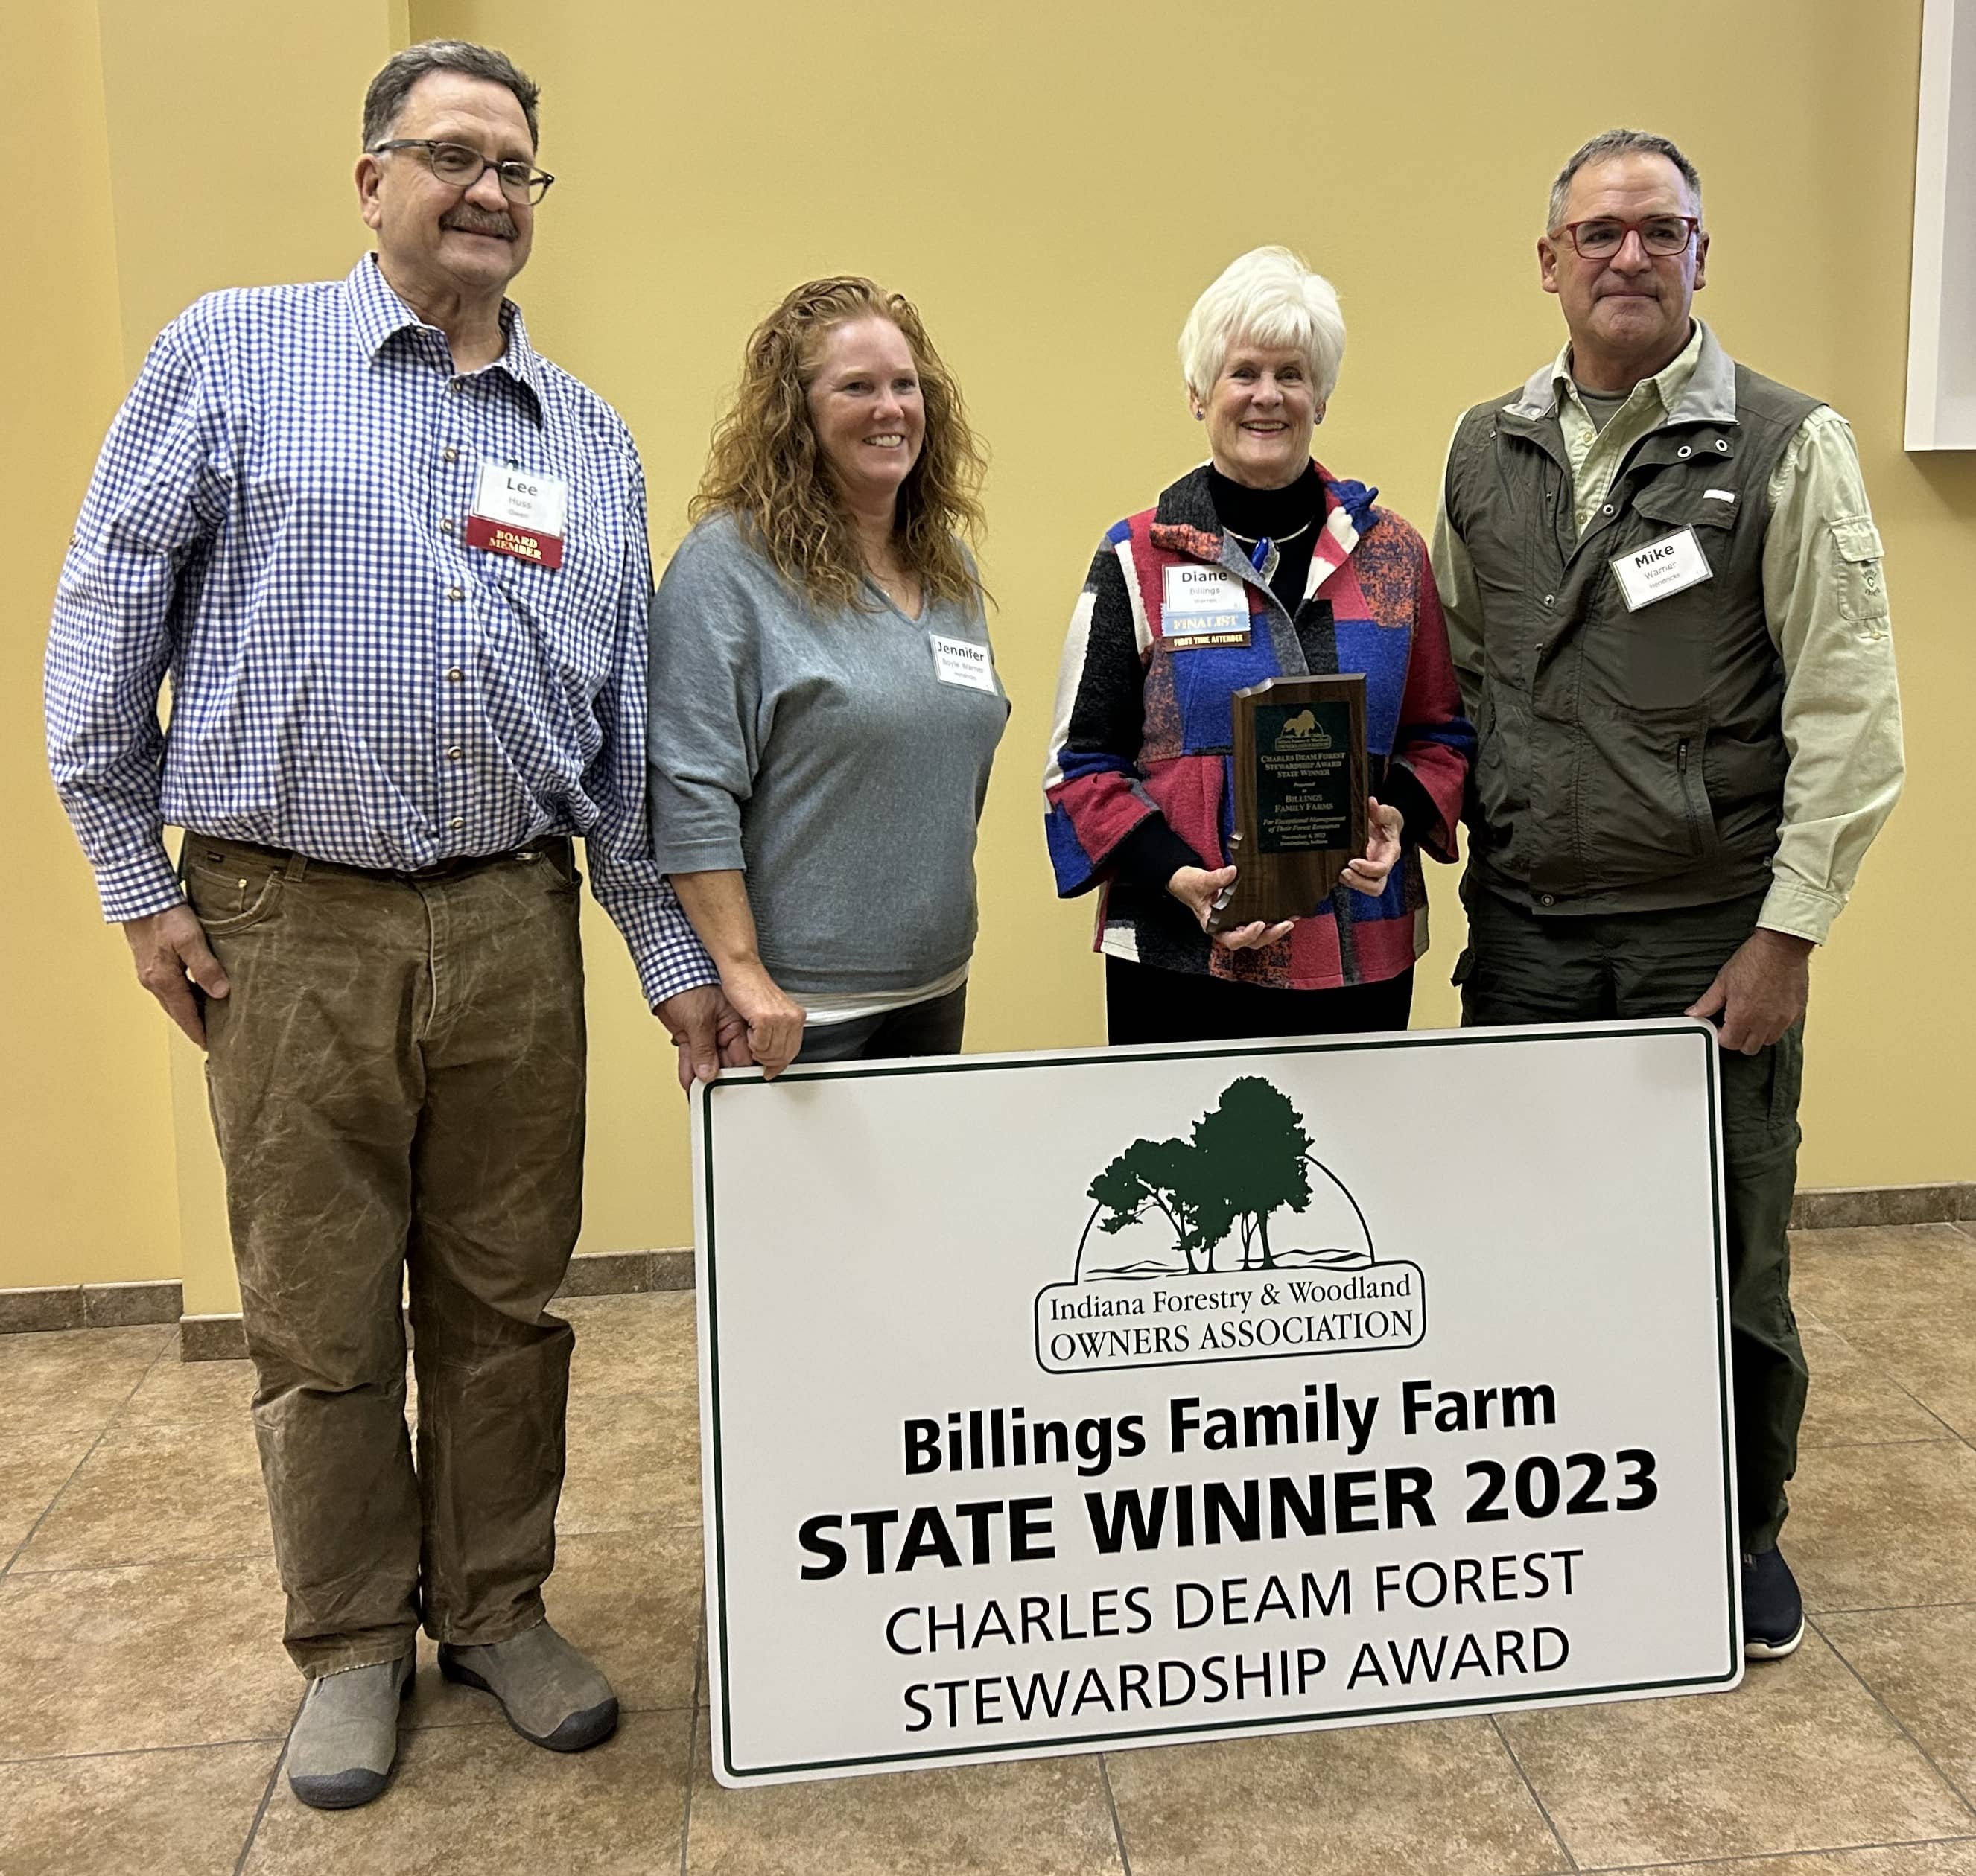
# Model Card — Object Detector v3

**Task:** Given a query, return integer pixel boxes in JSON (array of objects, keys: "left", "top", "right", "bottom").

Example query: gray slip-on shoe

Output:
[
  {"left": 286, "top": 1653, "right": 415, "bottom": 1810},
  {"left": 438, "top": 1619, "right": 617, "bottom": 1752}
]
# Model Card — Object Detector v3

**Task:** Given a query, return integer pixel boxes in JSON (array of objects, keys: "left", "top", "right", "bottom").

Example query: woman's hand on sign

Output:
[
  {"left": 1341, "top": 798, "right": 1405, "bottom": 897},
  {"left": 1168, "top": 865, "right": 1294, "bottom": 952}
]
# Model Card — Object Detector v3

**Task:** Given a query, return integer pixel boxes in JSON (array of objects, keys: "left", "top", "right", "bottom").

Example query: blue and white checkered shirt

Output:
[{"left": 47, "top": 255, "right": 715, "bottom": 1007}]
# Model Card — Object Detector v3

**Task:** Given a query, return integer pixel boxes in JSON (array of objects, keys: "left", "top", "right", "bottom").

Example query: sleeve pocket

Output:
[{"left": 1829, "top": 515, "right": 1890, "bottom": 635}]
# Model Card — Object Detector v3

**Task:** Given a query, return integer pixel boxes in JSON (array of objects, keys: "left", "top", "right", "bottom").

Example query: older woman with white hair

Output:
[{"left": 1043, "top": 247, "right": 1474, "bottom": 1044}]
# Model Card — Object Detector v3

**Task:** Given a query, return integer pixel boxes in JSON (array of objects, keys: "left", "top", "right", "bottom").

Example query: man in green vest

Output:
[{"left": 1432, "top": 128, "right": 1904, "bottom": 1659}]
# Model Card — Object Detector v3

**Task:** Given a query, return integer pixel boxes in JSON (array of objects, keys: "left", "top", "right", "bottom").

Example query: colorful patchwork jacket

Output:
[{"left": 1043, "top": 463, "right": 1474, "bottom": 991}]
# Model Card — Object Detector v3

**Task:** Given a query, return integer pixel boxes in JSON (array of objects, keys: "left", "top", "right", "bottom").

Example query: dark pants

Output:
[
  {"left": 794, "top": 984, "right": 969, "bottom": 1063},
  {"left": 1105, "top": 958, "right": 1414, "bottom": 1046},
  {"left": 1457, "top": 885, "right": 1807, "bottom": 1554},
  {"left": 187, "top": 835, "right": 587, "bottom": 1676}
]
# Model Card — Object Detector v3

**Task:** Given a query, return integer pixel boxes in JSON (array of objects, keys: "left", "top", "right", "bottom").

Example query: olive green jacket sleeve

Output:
[{"left": 1429, "top": 407, "right": 1905, "bottom": 947}]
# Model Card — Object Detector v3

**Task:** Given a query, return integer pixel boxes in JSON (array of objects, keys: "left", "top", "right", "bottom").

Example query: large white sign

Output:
[{"left": 693, "top": 1021, "right": 1739, "bottom": 1787}]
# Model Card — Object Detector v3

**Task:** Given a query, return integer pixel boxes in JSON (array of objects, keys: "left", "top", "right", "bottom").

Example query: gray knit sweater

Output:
[{"left": 647, "top": 513, "right": 1008, "bottom": 999}]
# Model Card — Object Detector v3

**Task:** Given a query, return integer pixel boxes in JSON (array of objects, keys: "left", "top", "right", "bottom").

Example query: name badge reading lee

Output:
[
  {"left": 466, "top": 462, "right": 570, "bottom": 570},
  {"left": 1160, "top": 565, "right": 1251, "bottom": 648},
  {"left": 930, "top": 631, "right": 998, "bottom": 694},
  {"left": 1611, "top": 525, "right": 1713, "bottom": 612}
]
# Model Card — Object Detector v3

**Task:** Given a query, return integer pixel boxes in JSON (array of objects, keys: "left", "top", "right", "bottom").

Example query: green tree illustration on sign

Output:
[
  {"left": 1081, "top": 1076, "right": 1357, "bottom": 1276},
  {"left": 1188, "top": 1076, "right": 1314, "bottom": 1271},
  {"left": 1086, "top": 1136, "right": 1216, "bottom": 1274}
]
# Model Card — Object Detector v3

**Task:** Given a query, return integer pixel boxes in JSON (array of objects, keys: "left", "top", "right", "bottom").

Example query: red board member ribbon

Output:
[{"left": 467, "top": 460, "right": 568, "bottom": 570}]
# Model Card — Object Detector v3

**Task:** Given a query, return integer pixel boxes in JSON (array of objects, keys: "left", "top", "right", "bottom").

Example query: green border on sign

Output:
[{"left": 697, "top": 1023, "right": 1738, "bottom": 1782}]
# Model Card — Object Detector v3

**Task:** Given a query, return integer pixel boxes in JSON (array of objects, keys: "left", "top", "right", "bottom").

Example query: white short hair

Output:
[{"left": 1178, "top": 247, "right": 1346, "bottom": 404}]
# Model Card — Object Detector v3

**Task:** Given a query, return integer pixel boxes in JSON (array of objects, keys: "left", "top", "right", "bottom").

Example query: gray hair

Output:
[
  {"left": 1178, "top": 246, "right": 1347, "bottom": 405},
  {"left": 1547, "top": 129, "right": 1703, "bottom": 232},
  {"left": 362, "top": 40, "right": 541, "bottom": 151}
]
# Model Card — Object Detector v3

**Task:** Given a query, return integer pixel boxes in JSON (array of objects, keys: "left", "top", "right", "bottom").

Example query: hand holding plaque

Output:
[{"left": 1204, "top": 674, "right": 1370, "bottom": 935}]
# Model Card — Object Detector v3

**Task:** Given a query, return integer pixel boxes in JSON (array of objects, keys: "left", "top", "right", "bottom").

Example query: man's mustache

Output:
[{"left": 442, "top": 209, "right": 518, "bottom": 240}]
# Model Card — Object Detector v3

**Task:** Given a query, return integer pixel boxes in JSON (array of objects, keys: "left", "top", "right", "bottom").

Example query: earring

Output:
[{"left": 1192, "top": 410, "right": 1204, "bottom": 421}]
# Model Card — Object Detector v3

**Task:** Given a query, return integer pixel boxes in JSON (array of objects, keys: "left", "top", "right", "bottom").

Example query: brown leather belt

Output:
[{"left": 185, "top": 833, "right": 569, "bottom": 886}]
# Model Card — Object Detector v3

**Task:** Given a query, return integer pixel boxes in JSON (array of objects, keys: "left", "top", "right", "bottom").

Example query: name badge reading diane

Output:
[
  {"left": 1160, "top": 565, "right": 1251, "bottom": 649},
  {"left": 466, "top": 461, "right": 570, "bottom": 569},
  {"left": 930, "top": 631, "right": 999, "bottom": 693},
  {"left": 1610, "top": 525, "right": 1713, "bottom": 612}
]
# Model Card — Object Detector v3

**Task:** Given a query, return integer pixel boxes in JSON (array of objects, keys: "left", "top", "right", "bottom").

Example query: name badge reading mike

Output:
[
  {"left": 1611, "top": 525, "right": 1712, "bottom": 611},
  {"left": 466, "top": 462, "right": 569, "bottom": 570}
]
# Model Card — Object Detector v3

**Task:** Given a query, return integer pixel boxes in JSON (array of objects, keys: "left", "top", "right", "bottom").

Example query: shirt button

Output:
[
  {"left": 447, "top": 586, "right": 464, "bottom": 601},
  {"left": 445, "top": 746, "right": 464, "bottom": 761},
  {"left": 448, "top": 381, "right": 462, "bottom": 395},
  {"left": 442, "top": 445, "right": 459, "bottom": 463},
  {"left": 446, "top": 667, "right": 465, "bottom": 683},
  {"left": 440, "top": 518, "right": 455, "bottom": 534},
  {"left": 1543, "top": 594, "right": 1554, "bottom": 607},
  {"left": 1539, "top": 894, "right": 1557, "bottom": 907},
  {"left": 1600, "top": 503, "right": 1615, "bottom": 515},
  {"left": 1677, "top": 445, "right": 1693, "bottom": 459},
  {"left": 448, "top": 816, "right": 465, "bottom": 832}
]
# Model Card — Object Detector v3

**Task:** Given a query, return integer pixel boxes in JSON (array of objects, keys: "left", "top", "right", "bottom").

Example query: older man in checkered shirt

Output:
[{"left": 45, "top": 40, "right": 722, "bottom": 1809}]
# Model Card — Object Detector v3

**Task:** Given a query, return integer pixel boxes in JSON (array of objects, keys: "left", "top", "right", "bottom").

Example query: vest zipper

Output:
[{"left": 1677, "top": 737, "right": 1705, "bottom": 853}]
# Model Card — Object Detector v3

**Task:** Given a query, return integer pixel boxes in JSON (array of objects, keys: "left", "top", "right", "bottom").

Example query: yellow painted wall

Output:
[
  {"left": 2, "top": 2, "right": 180, "bottom": 1290},
  {"left": 10, "top": 0, "right": 1969, "bottom": 1297}
]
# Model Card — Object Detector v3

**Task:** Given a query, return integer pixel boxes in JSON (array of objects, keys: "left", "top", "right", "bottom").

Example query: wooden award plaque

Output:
[{"left": 1206, "top": 674, "right": 1369, "bottom": 934}]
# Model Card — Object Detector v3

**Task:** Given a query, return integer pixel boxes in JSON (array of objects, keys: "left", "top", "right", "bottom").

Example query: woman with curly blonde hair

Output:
[{"left": 649, "top": 277, "right": 1008, "bottom": 1082}]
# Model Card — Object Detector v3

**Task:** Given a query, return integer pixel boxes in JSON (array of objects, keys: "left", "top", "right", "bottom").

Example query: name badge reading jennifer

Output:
[
  {"left": 930, "top": 631, "right": 998, "bottom": 693},
  {"left": 1611, "top": 526, "right": 1713, "bottom": 612},
  {"left": 1160, "top": 565, "right": 1251, "bottom": 648},
  {"left": 466, "top": 462, "right": 570, "bottom": 569}
]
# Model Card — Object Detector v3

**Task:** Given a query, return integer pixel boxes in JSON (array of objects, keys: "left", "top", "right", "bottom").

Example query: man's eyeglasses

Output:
[
  {"left": 368, "top": 139, "right": 556, "bottom": 205},
  {"left": 1550, "top": 214, "right": 1700, "bottom": 260}
]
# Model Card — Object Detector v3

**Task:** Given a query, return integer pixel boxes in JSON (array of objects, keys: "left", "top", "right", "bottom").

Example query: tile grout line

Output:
[
  {"left": 1578, "top": 1829, "right": 1976, "bottom": 1870},
  {"left": 1802, "top": 1434, "right": 1967, "bottom": 1450},
  {"left": 1488, "top": 1714, "right": 1580, "bottom": 1872},
  {"left": 1805, "top": 1597, "right": 1976, "bottom": 1618},
  {"left": 679, "top": 1636, "right": 703, "bottom": 1876},
  {"left": 1096, "top": 1752, "right": 1134, "bottom": 1876},
  {"left": 1810, "top": 1610, "right": 1976, "bottom": 1819},
  {"left": 1838, "top": 1336, "right": 1972, "bottom": 1450},
  {"left": 233, "top": 1715, "right": 295, "bottom": 1876},
  {"left": 0, "top": 1734, "right": 290, "bottom": 1768},
  {"left": 8, "top": 1548, "right": 276, "bottom": 1580},
  {"left": 1, "top": 1332, "right": 178, "bottom": 1581},
  {"left": 1799, "top": 1305, "right": 1976, "bottom": 1452}
]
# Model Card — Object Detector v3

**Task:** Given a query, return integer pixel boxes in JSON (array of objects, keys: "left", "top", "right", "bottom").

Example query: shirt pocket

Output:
[
  {"left": 478, "top": 494, "right": 621, "bottom": 678},
  {"left": 1829, "top": 515, "right": 1890, "bottom": 638}
]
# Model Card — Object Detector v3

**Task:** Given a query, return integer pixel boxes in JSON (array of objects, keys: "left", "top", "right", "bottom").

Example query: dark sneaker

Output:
[
  {"left": 439, "top": 1619, "right": 617, "bottom": 1751},
  {"left": 287, "top": 1653, "right": 415, "bottom": 1809},
  {"left": 1741, "top": 1546, "right": 1804, "bottom": 1659}
]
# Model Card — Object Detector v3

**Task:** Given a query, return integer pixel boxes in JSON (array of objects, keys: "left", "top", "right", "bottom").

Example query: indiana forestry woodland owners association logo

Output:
[{"left": 1034, "top": 1077, "right": 1426, "bottom": 1375}]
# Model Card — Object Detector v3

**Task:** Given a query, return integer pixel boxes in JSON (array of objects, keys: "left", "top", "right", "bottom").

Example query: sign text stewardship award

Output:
[{"left": 1209, "top": 674, "right": 1369, "bottom": 934}]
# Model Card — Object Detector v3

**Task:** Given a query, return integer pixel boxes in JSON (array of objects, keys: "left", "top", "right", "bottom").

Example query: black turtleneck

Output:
[{"left": 1207, "top": 462, "right": 1323, "bottom": 615}]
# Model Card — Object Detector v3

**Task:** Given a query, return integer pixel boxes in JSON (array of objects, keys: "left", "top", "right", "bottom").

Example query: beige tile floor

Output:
[{"left": 2, "top": 1224, "right": 1975, "bottom": 1874}]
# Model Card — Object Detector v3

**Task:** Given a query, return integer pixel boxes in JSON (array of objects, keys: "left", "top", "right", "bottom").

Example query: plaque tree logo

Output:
[
  {"left": 1276, "top": 708, "right": 1329, "bottom": 746},
  {"left": 1034, "top": 1077, "right": 1425, "bottom": 1375}
]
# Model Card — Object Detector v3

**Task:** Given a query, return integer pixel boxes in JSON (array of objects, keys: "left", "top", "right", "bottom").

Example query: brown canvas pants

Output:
[{"left": 185, "top": 835, "right": 587, "bottom": 1677}]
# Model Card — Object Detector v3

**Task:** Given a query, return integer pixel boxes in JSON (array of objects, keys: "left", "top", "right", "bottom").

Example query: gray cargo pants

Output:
[
  {"left": 185, "top": 834, "right": 587, "bottom": 1677},
  {"left": 1456, "top": 885, "right": 1808, "bottom": 1554}
]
